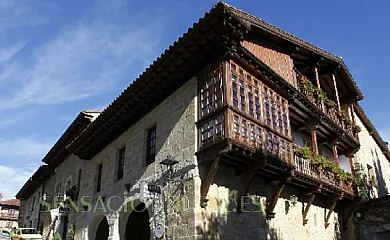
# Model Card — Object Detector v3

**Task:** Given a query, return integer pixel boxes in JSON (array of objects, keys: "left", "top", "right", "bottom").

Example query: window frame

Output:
[
  {"left": 96, "top": 163, "right": 103, "bottom": 193},
  {"left": 117, "top": 147, "right": 126, "bottom": 181},
  {"left": 146, "top": 125, "right": 157, "bottom": 165}
]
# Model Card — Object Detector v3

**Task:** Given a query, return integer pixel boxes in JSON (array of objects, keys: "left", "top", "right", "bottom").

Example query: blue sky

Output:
[{"left": 0, "top": 0, "right": 389, "bottom": 199}]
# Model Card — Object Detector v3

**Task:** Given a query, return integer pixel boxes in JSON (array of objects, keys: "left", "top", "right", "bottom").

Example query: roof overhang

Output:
[
  {"left": 221, "top": 2, "right": 364, "bottom": 101},
  {"left": 15, "top": 165, "right": 54, "bottom": 200},
  {"left": 354, "top": 103, "right": 390, "bottom": 161},
  {"left": 42, "top": 110, "right": 101, "bottom": 167}
]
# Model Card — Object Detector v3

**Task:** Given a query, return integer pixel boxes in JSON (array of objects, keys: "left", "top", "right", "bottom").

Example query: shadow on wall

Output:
[
  {"left": 195, "top": 190, "right": 281, "bottom": 240},
  {"left": 373, "top": 149, "right": 389, "bottom": 197}
]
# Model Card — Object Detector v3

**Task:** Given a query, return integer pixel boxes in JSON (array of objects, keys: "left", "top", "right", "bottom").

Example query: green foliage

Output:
[
  {"left": 295, "top": 145, "right": 361, "bottom": 185},
  {"left": 294, "top": 145, "right": 313, "bottom": 159},
  {"left": 342, "top": 110, "right": 352, "bottom": 126},
  {"left": 353, "top": 125, "right": 362, "bottom": 133},
  {"left": 304, "top": 78, "right": 316, "bottom": 96},
  {"left": 326, "top": 99, "right": 336, "bottom": 108},
  {"left": 53, "top": 232, "right": 62, "bottom": 240}
]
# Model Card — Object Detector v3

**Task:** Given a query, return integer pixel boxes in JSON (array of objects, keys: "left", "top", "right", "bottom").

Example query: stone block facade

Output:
[
  {"left": 353, "top": 112, "right": 390, "bottom": 200},
  {"left": 195, "top": 165, "right": 341, "bottom": 240}
]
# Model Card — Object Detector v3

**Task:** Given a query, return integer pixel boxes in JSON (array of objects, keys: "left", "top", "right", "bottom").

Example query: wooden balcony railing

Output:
[
  {"left": 0, "top": 213, "right": 18, "bottom": 221},
  {"left": 294, "top": 155, "right": 354, "bottom": 195},
  {"left": 296, "top": 73, "right": 358, "bottom": 141}
]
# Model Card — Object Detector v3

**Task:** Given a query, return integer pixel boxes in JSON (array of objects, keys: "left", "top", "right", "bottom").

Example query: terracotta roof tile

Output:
[{"left": 0, "top": 199, "right": 20, "bottom": 207}]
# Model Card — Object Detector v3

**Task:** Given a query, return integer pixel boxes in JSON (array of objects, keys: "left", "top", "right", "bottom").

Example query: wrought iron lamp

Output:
[{"left": 160, "top": 155, "right": 179, "bottom": 176}]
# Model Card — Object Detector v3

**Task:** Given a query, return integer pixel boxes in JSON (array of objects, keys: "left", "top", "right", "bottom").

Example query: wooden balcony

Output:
[
  {"left": 294, "top": 155, "right": 354, "bottom": 196},
  {"left": 197, "top": 60, "right": 357, "bottom": 202},
  {"left": 296, "top": 73, "right": 359, "bottom": 142},
  {"left": 197, "top": 107, "right": 356, "bottom": 198},
  {"left": 0, "top": 213, "right": 18, "bottom": 221}
]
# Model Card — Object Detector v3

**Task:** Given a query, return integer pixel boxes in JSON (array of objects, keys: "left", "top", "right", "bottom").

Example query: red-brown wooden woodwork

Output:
[{"left": 241, "top": 40, "right": 297, "bottom": 88}]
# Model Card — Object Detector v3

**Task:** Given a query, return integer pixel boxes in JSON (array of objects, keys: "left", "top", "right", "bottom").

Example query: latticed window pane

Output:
[{"left": 242, "top": 119, "right": 247, "bottom": 137}]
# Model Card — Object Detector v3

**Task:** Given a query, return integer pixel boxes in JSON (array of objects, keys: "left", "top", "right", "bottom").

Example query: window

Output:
[
  {"left": 6, "top": 221, "right": 12, "bottom": 228},
  {"left": 55, "top": 183, "right": 62, "bottom": 200},
  {"left": 96, "top": 163, "right": 103, "bottom": 193},
  {"left": 8, "top": 209, "right": 15, "bottom": 215},
  {"left": 31, "top": 197, "right": 35, "bottom": 212},
  {"left": 76, "top": 169, "right": 82, "bottom": 201},
  {"left": 117, "top": 147, "right": 125, "bottom": 180},
  {"left": 367, "top": 164, "right": 377, "bottom": 186},
  {"left": 146, "top": 125, "right": 156, "bottom": 165}
]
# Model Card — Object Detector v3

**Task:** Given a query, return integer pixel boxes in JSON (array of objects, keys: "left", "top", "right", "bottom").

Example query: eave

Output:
[
  {"left": 67, "top": 3, "right": 230, "bottom": 160},
  {"left": 15, "top": 165, "right": 54, "bottom": 200},
  {"left": 220, "top": 2, "right": 363, "bottom": 101},
  {"left": 42, "top": 110, "right": 101, "bottom": 167},
  {"left": 354, "top": 103, "right": 390, "bottom": 161}
]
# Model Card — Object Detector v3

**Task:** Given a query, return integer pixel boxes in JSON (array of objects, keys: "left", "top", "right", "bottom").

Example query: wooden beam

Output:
[
  {"left": 266, "top": 182, "right": 286, "bottom": 219},
  {"left": 296, "top": 118, "right": 320, "bottom": 132},
  {"left": 332, "top": 74, "right": 341, "bottom": 112},
  {"left": 325, "top": 195, "right": 342, "bottom": 228},
  {"left": 302, "top": 186, "right": 321, "bottom": 225},
  {"left": 303, "top": 193, "right": 316, "bottom": 225},
  {"left": 200, "top": 155, "right": 221, "bottom": 208},
  {"left": 237, "top": 158, "right": 267, "bottom": 213}
]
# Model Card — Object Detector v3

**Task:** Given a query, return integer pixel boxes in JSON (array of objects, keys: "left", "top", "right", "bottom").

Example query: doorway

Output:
[
  {"left": 125, "top": 203, "right": 150, "bottom": 240},
  {"left": 95, "top": 217, "right": 109, "bottom": 240}
]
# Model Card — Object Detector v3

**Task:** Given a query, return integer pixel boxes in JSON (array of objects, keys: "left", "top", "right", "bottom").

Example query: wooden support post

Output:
[
  {"left": 332, "top": 73, "right": 341, "bottom": 112},
  {"left": 311, "top": 128, "right": 319, "bottom": 157},
  {"left": 200, "top": 155, "right": 221, "bottom": 208},
  {"left": 266, "top": 183, "right": 286, "bottom": 219},
  {"left": 314, "top": 66, "right": 320, "bottom": 87},
  {"left": 325, "top": 195, "right": 342, "bottom": 228},
  {"left": 348, "top": 155, "right": 355, "bottom": 176},
  {"left": 303, "top": 194, "right": 316, "bottom": 225},
  {"left": 332, "top": 144, "right": 339, "bottom": 167}
]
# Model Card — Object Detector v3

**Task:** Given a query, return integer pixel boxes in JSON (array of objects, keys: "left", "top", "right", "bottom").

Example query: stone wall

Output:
[
  {"left": 196, "top": 165, "right": 342, "bottom": 240},
  {"left": 18, "top": 186, "right": 42, "bottom": 229},
  {"left": 62, "top": 76, "right": 198, "bottom": 239},
  {"left": 353, "top": 112, "right": 390, "bottom": 200}
]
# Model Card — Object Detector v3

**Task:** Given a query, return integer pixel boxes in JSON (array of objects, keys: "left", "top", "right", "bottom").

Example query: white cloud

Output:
[
  {"left": 0, "top": 165, "right": 36, "bottom": 200},
  {"left": 0, "top": 42, "right": 26, "bottom": 63},
  {"left": 0, "top": 0, "right": 46, "bottom": 34},
  {"left": 0, "top": 137, "right": 53, "bottom": 161},
  {"left": 0, "top": 9, "right": 162, "bottom": 111}
]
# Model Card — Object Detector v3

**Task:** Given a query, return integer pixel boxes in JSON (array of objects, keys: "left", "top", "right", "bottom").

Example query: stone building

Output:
[
  {"left": 0, "top": 194, "right": 20, "bottom": 231},
  {"left": 16, "top": 2, "right": 390, "bottom": 240}
]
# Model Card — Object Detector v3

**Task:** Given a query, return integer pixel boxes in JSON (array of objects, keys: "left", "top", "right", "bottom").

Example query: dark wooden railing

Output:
[{"left": 294, "top": 155, "right": 354, "bottom": 195}]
